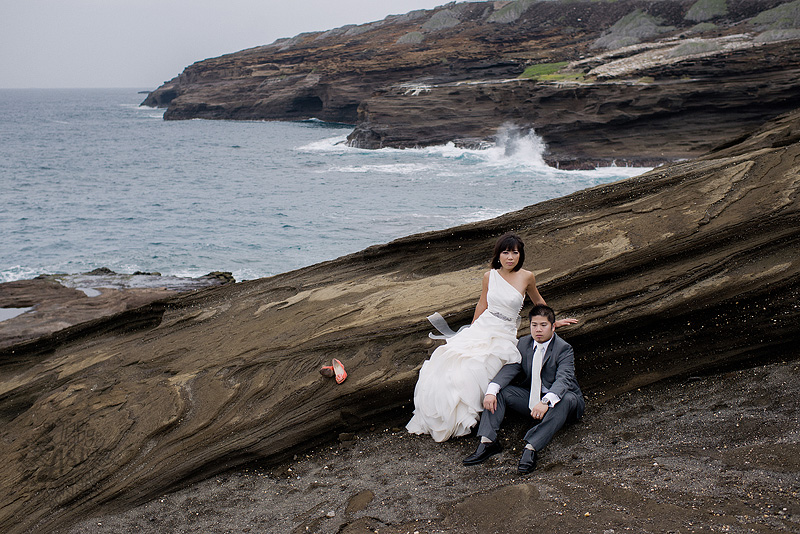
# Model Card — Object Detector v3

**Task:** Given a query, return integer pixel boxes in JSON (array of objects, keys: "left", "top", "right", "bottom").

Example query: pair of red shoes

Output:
[{"left": 319, "top": 358, "right": 347, "bottom": 384}]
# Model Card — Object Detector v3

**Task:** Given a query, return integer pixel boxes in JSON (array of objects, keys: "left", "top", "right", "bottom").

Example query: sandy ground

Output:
[{"left": 60, "top": 358, "right": 799, "bottom": 534}]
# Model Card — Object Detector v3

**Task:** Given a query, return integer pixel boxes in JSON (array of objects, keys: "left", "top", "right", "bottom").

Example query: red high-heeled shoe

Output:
[{"left": 332, "top": 358, "right": 347, "bottom": 384}]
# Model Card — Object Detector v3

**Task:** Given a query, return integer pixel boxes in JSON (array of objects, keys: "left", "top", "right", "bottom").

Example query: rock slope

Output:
[
  {"left": 0, "top": 271, "right": 233, "bottom": 360},
  {"left": 2, "top": 106, "right": 798, "bottom": 533},
  {"left": 61, "top": 359, "right": 800, "bottom": 533},
  {"left": 142, "top": 0, "right": 800, "bottom": 167}
]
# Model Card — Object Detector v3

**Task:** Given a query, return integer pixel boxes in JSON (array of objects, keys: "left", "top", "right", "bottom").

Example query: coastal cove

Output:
[
  {"left": 2, "top": 105, "right": 798, "bottom": 533},
  {"left": 3, "top": 0, "right": 800, "bottom": 531},
  {"left": 0, "top": 88, "right": 645, "bottom": 285}
]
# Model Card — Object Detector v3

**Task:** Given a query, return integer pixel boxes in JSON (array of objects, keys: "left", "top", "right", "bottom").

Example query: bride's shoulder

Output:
[{"left": 517, "top": 269, "right": 538, "bottom": 286}]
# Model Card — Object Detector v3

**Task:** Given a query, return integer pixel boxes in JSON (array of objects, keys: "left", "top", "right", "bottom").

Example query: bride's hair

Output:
[{"left": 491, "top": 233, "right": 525, "bottom": 271}]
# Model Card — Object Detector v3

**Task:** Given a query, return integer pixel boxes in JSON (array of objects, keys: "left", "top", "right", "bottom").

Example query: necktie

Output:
[{"left": 529, "top": 342, "right": 544, "bottom": 410}]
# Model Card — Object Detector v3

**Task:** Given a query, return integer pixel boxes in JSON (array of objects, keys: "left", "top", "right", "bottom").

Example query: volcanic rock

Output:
[
  {"left": 0, "top": 271, "right": 234, "bottom": 361},
  {"left": 0, "top": 279, "right": 176, "bottom": 358},
  {"left": 142, "top": 0, "right": 800, "bottom": 167},
  {"left": 348, "top": 36, "right": 800, "bottom": 168},
  {"left": 60, "top": 358, "right": 800, "bottom": 533},
  {"left": 1, "top": 105, "right": 798, "bottom": 532}
]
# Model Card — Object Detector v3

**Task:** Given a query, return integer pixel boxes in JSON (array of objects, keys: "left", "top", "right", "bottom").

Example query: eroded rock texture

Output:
[
  {"left": 0, "top": 272, "right": 233, "bottom": 364},
  {"left": 142, "top": 0, "right": 800, "bottom": 167},
  {"left": 349, "top": 37, "right": 800, "bottom": 168},
  {"left": 1, "top": 106, "right": 798, "bottom": 533}
]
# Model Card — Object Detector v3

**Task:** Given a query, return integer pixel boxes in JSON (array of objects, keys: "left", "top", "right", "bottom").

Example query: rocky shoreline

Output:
[
  {"left": 0, "top": 269, "right": 233, "bottom": 355},
  {"left": 141, "top": 0, "right": 800, "bottom": 168},
  {"left": 3, "top": 2, "right": 800, "bottom": 531},
  {"left": 1, "top": 106, "right": 798, "bottom": 533},
  {"left": 59, "top": 358, "right": 800, "bottom": 533}
]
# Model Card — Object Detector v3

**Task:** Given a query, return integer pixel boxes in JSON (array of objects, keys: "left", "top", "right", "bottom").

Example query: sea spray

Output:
[{"left": 489, "top": 124, "right": 549, "bottom": 168}]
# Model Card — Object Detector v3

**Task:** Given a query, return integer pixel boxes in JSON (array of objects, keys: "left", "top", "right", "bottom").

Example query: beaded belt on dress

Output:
[{"left": 489, "top": 310, "right": 516, "bottom": 322}]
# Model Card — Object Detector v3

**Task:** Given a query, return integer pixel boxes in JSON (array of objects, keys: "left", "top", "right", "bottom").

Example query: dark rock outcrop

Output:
[
  {"left": 0, "top": 271, "right": 233, "bottom": 365},
  {"left": 348, "top": 37, "right": 800, "bottom": 168},
  {"left": 60, "top": 359, "right": 800, "bottom": 533},
  {"left": 0, "top": 279, "right": 176, "bottom": 357},
  {"left": 2, "top": 106, "right": 798, "bottom": 533},
  {"left": 142, "top": 0, "right": 800, "bottom": 167}
]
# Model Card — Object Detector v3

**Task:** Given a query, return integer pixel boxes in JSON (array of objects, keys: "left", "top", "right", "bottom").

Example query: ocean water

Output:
[{"left": 0, "top": 88, "right": 647, "bottom": 284}]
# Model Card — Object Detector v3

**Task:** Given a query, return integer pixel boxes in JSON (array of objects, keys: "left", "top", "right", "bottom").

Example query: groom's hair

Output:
[
  {"left": 491, "top": 232, "right": 525, "bottom": 271},
  {"left": 529, "top": 304, "right": 555, "bottom": 325}
]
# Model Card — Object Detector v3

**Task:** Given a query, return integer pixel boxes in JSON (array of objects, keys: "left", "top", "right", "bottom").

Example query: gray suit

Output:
[{"left": 477, "top": 333, "right": 584, "bottom": 451}]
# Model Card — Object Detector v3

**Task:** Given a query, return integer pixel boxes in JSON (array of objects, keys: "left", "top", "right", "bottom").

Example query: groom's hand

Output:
[
  {"left": 531, "top": 401, "right": 549, "bottom": 420},
  {"left": 483, "top": 394, "right": 497, "bottom": 413}
]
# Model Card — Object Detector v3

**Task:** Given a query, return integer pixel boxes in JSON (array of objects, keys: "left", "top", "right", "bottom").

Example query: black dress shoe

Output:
[
  {"left": 463, "top": 440, "right": 502, "bottom": 465},
  {"left": 517, "top": 448, "right": 537, "bottom": 474}
]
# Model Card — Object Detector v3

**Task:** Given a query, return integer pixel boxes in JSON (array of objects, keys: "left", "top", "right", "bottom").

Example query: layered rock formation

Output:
[
  {"left": 61, "top": 359, "right": 800, "bottom": 533},
  {"left": 350, "top": 36, "right": 800, "bottom": 168},
  {"left": 2, "top": 104, "right": 798, "bottom": 533},
  {"left": 0, "top": 279, "right": 176, "bottom": 357},
  {"left": 0, "top": 271, "right": 233, "bottom": 362},
  {"left": 142, "top": 0, "right": 800, "bottom": 167}
]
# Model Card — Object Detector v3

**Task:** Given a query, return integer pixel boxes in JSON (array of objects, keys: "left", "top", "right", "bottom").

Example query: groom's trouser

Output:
[{"left": 477, "top": 385, "right": 582, "bottom": 451}]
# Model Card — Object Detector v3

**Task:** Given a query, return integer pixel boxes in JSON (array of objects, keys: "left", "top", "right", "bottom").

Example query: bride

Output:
[{"left": 406, "top": 233, "right": 570, "bottom": 442}]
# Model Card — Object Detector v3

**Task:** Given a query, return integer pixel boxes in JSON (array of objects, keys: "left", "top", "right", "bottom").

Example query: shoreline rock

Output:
[
  {"left": 1, "top": 107, "right": 798, "bottom": 533},
  {"left": 0, "top": 269, "right": 234, "bottom": 355},
  {"left": 347, "top": 37, "right": 800, "bottom": 167},
  {"left": 141, "top": 0, "right": 800, "bottom": 168},
  {"left": 59, "top": 358, "right": 800, "bottom": 533}
]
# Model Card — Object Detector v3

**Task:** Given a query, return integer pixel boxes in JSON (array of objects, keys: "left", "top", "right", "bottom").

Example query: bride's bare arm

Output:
[
  {"left": 554, "top": 317, "right": 578, "bottom": 328},
  {"left": 525, "top": 271, "right": 546, "bottom": 306},
  {"left": 525, "top": 271, "right": 577, "bottom": 328},
  {"left": 472, "top": 271, "right": 490, "bottom": 323}
]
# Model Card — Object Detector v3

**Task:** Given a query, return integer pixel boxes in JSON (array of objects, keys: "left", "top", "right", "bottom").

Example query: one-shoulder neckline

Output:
[{"left": 492, "top": 269, "right": 525, "bottom": 298}]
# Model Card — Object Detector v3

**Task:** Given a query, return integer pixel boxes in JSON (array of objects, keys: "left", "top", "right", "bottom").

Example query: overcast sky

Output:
[{"left": 0, "top": 0, "right": 449, "bottom": 89}]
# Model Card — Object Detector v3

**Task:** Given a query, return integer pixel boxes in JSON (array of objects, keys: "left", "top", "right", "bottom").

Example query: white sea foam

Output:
[
  {"left": 1, "top": 266, "right": 40, "bottom": 283},
  {"left": 302, "top": 124, "right": 651, "bottom": 196},
  {"left": 577, "top": 164, "right": 650, "bottom": 179},
  {"left": 488, "top": 126, "right": 549, "bottom": 168},
  {"left": 327, "top": 163, "right": 430, "bottom": 175},
  {"left": 297, "top": 135, "right": 351, "bottom": 152}
]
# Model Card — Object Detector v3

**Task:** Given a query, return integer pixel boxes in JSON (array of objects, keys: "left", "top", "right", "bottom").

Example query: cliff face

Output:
[
  {"left": 349, "top": 37, "right": 800, "bottom": 168},
  {"left": 2, "top": 106, "right": 798, "bottom": 533},
  {"left": 142, "top": 0, "right": 800, "bottom": 167}
]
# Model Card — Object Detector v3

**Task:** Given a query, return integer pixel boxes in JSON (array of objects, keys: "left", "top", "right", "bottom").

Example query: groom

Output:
[{"left": 464, "top": 304, "right": 584, "bottom": 474}]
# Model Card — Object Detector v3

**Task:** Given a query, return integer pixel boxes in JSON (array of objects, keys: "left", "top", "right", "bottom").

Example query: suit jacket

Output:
[{"left": 491, "top": 333, "right": 584, "bottom": 418}]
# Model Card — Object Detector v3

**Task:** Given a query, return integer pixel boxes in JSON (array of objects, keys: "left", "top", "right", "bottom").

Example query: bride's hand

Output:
[{"left": 554, "top": 318, "right": 578, "bottom": 329}]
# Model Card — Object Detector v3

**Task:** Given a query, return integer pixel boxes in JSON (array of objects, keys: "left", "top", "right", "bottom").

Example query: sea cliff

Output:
[{"left": 142, "top": 0, "right": 800, "bottom": 167}]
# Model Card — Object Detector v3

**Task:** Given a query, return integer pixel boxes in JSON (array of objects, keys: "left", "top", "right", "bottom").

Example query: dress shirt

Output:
[{"left": 486, "top": 336, "right": 561, "bottom": 407}]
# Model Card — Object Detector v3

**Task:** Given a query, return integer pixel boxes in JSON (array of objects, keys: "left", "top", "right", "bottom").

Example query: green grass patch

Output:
[
  {"left": 518, "top": 62, "right": 571, "bottom": 80},
  {"left": 751, "top": 0, "right": 800, "bottom": 30}
]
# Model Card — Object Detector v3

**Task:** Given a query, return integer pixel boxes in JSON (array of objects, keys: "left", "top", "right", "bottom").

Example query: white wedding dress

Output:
[{"left": 406, "top": 269, "right": 524, "bottom": 442}]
